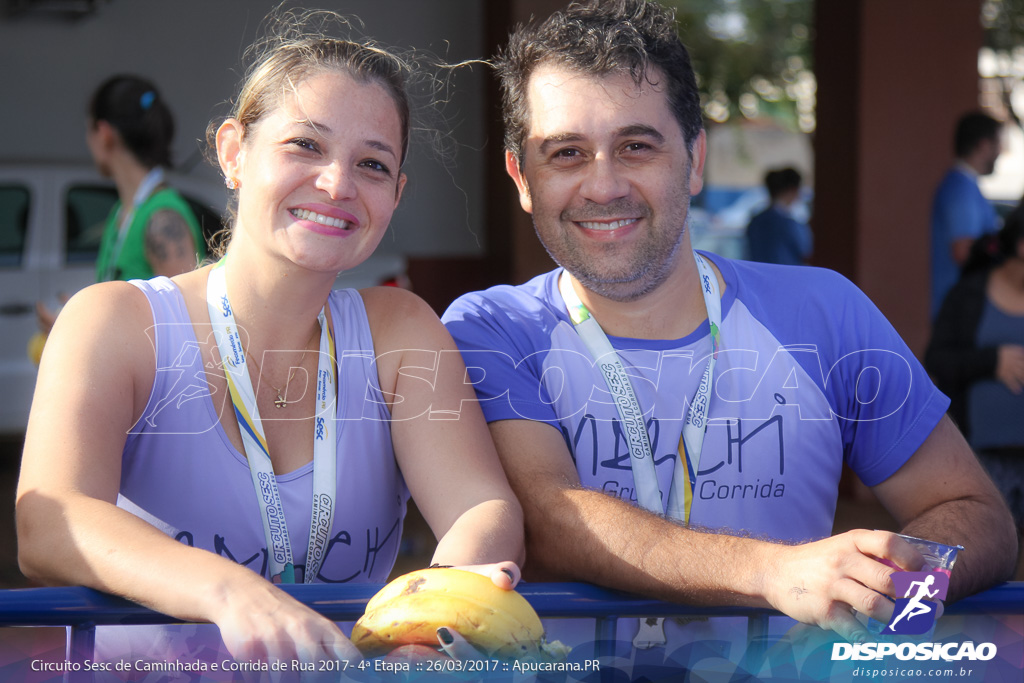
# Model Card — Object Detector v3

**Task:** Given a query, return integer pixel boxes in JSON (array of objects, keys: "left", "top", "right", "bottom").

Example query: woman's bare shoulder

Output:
[
  {"left": 35, "top": 280, "right": 162, "bottom": 436},
  {"left": 359, "top": 286, "right": 449, "bottom": 350},
  {"left": 57, "top": 280, "right": 155, "bottom": 332}
]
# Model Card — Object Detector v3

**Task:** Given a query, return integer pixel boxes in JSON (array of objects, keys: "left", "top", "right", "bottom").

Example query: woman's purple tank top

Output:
[{"left": 122, "top": 277, "right": 409, "bottom": 584}]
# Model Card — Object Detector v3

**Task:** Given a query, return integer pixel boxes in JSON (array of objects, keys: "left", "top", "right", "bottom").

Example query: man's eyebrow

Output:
[
  {"left": 536, "top": 126, "right": 666, "bottom": 154},
  {"left": 617, "top": 124, "right": 664, "bottom": 142},
  {"left": 538, "top": 133, "right": 585, "bottom": 155}
]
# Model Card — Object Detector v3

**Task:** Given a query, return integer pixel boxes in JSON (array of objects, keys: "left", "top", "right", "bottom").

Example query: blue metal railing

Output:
[{"left": 1, "top": 582, "right": 1022, "bottom": 681}]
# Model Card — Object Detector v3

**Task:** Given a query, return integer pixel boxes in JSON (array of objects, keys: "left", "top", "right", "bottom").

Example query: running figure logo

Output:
[{"left": 884, "top": 571, "right": 949, "bottom": 635}]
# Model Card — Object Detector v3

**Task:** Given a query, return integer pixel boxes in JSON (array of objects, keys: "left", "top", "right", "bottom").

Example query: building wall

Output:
[
  {"left": 2, "top": 0, "right": 989, "bottom": 326},
  {"left": 0, "top": 0, "right": 487, "bottom": 259}
]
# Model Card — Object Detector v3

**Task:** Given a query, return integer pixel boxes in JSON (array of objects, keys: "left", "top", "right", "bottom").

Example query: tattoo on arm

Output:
[
  {"left": 789, "top": 584, "right": 809, "bottom": 599},
  {"left": 144, "top": 209, "right": 196, "bottom": 276}
]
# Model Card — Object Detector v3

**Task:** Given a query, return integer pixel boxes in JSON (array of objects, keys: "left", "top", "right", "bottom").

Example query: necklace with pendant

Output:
[
  {"left": 247, "top": 351, "right": 306, "bottom": 408},
  {"left": 246, "top": 332, "right": 316, "bottom": 408}
]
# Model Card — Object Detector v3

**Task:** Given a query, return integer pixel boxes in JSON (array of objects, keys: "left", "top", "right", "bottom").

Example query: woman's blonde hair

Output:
[{"left": 206, "top": 9, "right": 414, "bottom": 256}]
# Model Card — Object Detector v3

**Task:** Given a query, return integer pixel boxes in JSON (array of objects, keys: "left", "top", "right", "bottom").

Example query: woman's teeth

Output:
[{"left": 291, "top": 208, "right": 350, "bottom": 229}]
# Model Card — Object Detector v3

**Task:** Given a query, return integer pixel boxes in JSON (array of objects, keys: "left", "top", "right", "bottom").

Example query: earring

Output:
[{"left": 225, "top": 177, "right": 239, "bottom": 190}]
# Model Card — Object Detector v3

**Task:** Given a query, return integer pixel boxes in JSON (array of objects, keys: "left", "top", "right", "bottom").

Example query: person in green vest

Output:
[
  {"left": 89, "top": 75, "right": 206, "bottom": 281},
  {"left": 36, "top": 75, "right": 207, "bottom": 335}
]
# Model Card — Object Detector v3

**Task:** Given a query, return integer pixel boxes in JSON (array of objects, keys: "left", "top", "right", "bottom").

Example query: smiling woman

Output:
[
  {"left": 216, "top": 69, "right": 407, "bottom": 278},
  {"left": 15, "top": 8, "right": 523, "bottom": 675}
]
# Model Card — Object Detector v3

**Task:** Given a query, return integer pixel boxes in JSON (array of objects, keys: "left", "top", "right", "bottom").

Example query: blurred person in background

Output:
[
  {"left": 745, "top": 166, "right": 812, "bottom": 265},
  {"left": 927, "top": 200, "right": 1024, "bottom": 576},
  {"left": 930, "top": 111, "right": 1003, "bottom": 318},
  {"left": 36, "top": 75, "right": 207, "bottom": 333}
]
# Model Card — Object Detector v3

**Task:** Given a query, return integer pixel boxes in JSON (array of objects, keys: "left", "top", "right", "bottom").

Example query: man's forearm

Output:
[
  {"left": 898, "top": 493, "right": 1017, "bottom": 601},
  {"left": 523, "top": 483, "right": 936, "bottom": 643},
  {"left": 492, "top": 419, "right": 910, "bottom": 642},
  {"left": 522, "top": 485, "right": 772, "bottom": 607},
  {"left": 871, "top": 416, "right": 1019, "bottom": 602}
]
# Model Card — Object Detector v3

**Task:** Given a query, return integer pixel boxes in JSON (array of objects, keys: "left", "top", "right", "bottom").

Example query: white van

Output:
[{"left": 0, "top": 164, "right": 228, "bottom": 435}]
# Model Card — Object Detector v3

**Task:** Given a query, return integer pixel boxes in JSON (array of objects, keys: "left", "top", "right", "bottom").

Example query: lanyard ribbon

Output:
[
  {"left": 101, "top": 167, "right": 165, "bottom": 282},
  {"left": 206, "top": 260, "right": 337, "bottom": 583},
  {"left": 559, "top": 251, "right": 722, "bottom": 524}
]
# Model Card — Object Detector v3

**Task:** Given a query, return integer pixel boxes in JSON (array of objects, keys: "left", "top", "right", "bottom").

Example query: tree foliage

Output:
[
  {"left": 983, "top": 0, "right": 1024, "bottom": 51},
  {"left": 981, "top": 0, "right": 1024, "bottom": 128},
  {"left": 662, "top": 0, "right": 815, "bottom": 131}
]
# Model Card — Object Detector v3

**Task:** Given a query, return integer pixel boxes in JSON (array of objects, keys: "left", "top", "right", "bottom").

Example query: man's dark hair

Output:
[
  {"left": 764, "top": 167, "right": 802, "bottom": 200},
  {"left": 495, "top": 0, "right": 703, "bottom": 163},
  {"left": 954, "top": 111, "right": 1001, "bottom": 158}
]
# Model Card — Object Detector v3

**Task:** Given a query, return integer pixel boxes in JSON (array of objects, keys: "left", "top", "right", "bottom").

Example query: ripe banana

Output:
[{"left": 351, "top": 568, "right": 556, "bottom": 660}]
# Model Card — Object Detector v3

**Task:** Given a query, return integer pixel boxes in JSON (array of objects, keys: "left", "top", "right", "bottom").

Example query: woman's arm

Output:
[
  {"left": 17, "top": 282, "right": 359, "bottom": 663},
  {"left": 362, "top": 288, "right": 525, "bottom": 575},
  {"left": 143, "top": 208, "right": 200, "bottom": 277}
]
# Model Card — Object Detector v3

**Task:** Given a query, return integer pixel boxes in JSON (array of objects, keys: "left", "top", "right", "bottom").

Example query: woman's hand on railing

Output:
[{"left": 214, "top": 574, "right": 362, "bottom": 670}]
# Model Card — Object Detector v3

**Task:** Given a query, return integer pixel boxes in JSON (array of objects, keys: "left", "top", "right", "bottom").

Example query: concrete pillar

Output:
[{"left": 814, "top": 0, "right": 984, "bottom": 356}]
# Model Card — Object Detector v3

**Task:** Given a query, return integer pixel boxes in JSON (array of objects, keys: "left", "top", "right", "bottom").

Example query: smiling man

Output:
[{"left": 442, "top": 0, "right": 1015, "bottom": 652}]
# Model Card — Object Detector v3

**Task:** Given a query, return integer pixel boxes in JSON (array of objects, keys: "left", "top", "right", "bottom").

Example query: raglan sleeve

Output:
[
  {"left": 817, "top": 274, "right": 952, "bottom": 486},
  {"left": 442, "top": 291, "right": 561, "bottom": 429}
]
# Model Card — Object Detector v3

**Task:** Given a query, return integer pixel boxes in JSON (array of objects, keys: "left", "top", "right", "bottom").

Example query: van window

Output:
[
  {"left": 0, "top": 185, "right": 30, "bottom": 268},
  {"left": 66, "top": 185, "right": 117, "bottom": 264}
]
